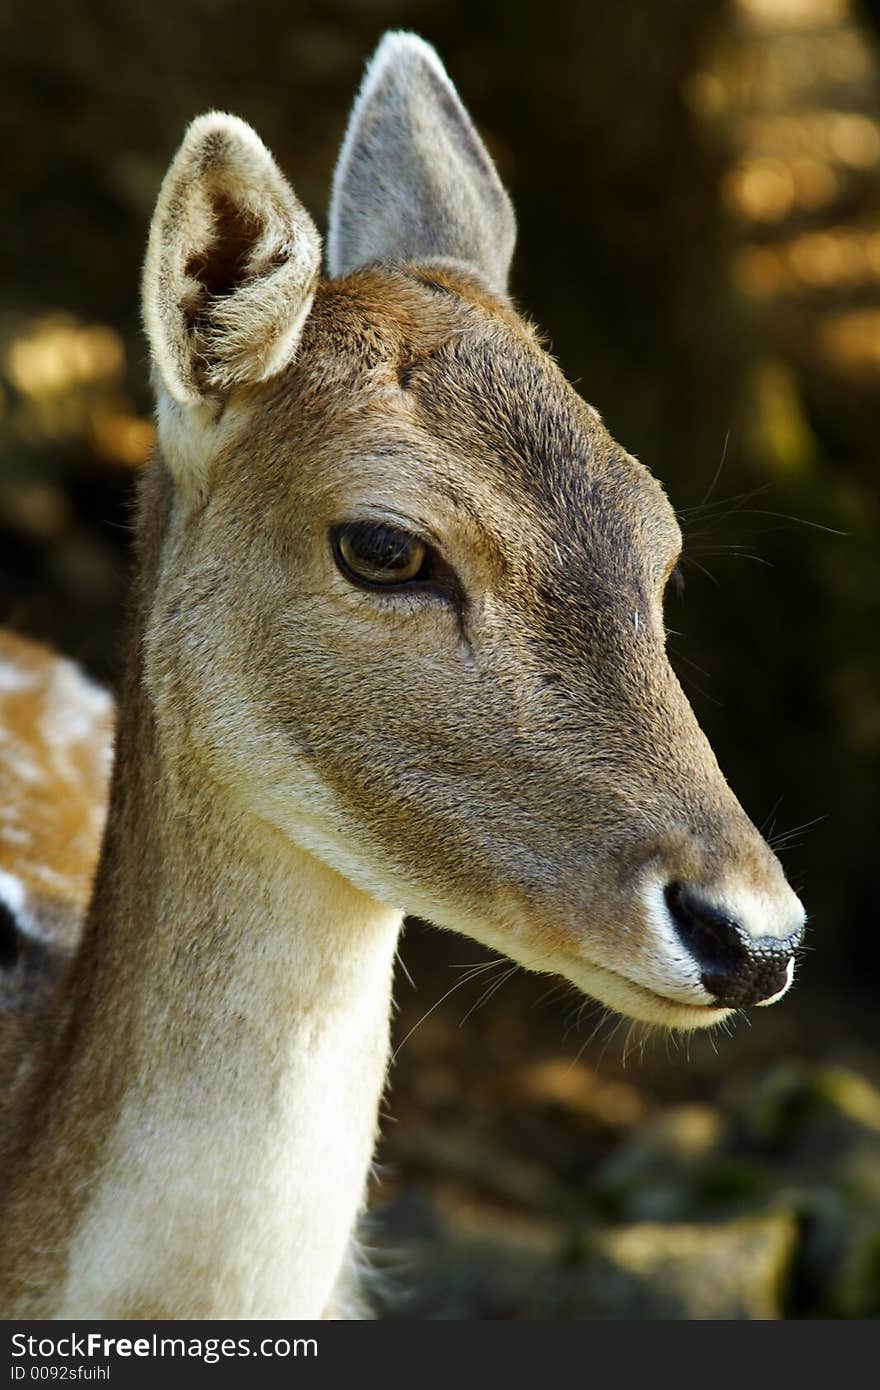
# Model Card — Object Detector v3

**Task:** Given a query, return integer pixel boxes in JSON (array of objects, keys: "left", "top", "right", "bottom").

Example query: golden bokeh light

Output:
[
  {"left": 5, "top": 316, "right": 124, "bottom": 397},
  {"left": 1, "top": 313, "right": 155, "bottom": 469},
  {"left": 818, "top": 307, "right": 880, "bottom": 376}
]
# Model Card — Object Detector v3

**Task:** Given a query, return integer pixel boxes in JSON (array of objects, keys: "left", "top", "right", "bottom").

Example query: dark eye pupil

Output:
[
  {"left": 334, "top": 521, "right": 428, "bottom": 587},
  {"left": 351, "top": 525, "right": 412, "bottom": 571}
]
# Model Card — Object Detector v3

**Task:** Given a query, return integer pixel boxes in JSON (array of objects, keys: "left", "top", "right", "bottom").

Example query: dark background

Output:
[{"left": 1, "top": 0, "right": 878, "bottom": 1317}]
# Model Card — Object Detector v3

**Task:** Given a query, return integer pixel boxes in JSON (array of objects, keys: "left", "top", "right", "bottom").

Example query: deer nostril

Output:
[
  {"left": 664, "top": 881, "right": 746, "bottom": 976},
  {"left": 663, "top": 881, "right": 799, "bottom": 1009}
]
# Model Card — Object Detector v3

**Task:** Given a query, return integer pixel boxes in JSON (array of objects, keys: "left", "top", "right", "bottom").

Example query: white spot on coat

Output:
[{"left": 0, "top": 661, "right": 38, "bottom": 694}]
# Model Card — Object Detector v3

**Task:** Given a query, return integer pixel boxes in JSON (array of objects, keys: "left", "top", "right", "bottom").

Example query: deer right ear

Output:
[{"left": 142, "top": 113, "right": 321, "bottom": 410}]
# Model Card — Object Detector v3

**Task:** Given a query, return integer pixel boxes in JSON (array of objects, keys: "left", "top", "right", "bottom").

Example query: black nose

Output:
[{"left": 664, "top": 881, "right": 801, "bottom": 1008}]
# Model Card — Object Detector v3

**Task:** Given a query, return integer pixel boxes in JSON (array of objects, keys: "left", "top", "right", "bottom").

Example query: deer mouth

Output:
[{"left": 567, "top": 955, "right": 733, "bottom": 1032}]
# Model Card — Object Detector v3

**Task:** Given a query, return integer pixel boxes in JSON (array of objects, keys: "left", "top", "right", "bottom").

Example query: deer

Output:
[{"left": 0, "top": 32, "right": 806, "bottom": 1320}]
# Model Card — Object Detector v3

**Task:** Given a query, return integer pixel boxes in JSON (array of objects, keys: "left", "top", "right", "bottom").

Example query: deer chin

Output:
[{"left": 565, "top": 956, "right": 734, "bottom": 1031}]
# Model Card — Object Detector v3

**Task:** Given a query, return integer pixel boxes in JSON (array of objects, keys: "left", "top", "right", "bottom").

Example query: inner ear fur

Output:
[{"left": 143, "top": 112, "right": 322, "bottom": 405}]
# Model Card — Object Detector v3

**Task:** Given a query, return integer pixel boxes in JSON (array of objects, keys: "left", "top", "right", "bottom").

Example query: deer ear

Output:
[
  {"left": 327, "top": 32, "right": 516, "bottom": 296},
  {"left": 143, "top": 113, "right": 321, "bottom": 406}
]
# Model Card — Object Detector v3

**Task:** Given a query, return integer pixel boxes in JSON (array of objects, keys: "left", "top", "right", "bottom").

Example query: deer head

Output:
[{"left": 140, "top": 32, "right": 804, "bottom": 1032}]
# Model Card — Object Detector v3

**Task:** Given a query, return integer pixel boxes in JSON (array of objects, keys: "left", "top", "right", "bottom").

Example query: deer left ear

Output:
[
  {"left": 327, "top": 32, "right": 516, "bottom": 296},
  {"left": 142, "top": 112, "right": 321, "bottom": 407}
]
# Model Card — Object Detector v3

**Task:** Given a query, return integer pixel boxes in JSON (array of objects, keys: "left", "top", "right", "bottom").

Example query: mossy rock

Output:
[
  {"left": 835, "top": 1221, "right": 880, "bottom": 1319},
  {"left": 574, "top": 1213, "right": 797, "bottom": 1319},
  {"left": 737, "top": 1063, "right": 880, "bottom": 1147},
  {"left": 374, "top": 1191, "right": 797, "bottom": 1319}
]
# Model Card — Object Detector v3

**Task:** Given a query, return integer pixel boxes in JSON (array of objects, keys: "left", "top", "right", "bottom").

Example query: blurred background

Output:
[{"left": 2, "top": 0, "right": 879, "bottom": 1318}]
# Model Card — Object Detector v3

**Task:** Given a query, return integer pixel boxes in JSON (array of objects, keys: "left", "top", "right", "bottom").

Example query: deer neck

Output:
[
  {"left": 3, "top": 484, "right": 403, "bottom": 1319},
  {"left": 61, "top": 795, "right": 400, "bottom": 1319}
]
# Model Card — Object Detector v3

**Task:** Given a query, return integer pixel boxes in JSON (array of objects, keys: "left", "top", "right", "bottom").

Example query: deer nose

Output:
[{"left": 664, "top": 881, "right": 803, "bottom": 1008}]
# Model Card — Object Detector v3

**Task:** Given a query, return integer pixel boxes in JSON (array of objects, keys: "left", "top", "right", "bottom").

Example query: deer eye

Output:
[{"left": 333, "top": 521, "right": 429, "bottom": 589}]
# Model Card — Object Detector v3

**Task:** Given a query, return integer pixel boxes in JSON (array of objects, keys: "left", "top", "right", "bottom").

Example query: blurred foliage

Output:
[{"left": 2, "top": 0, "right": 879, "bottom": 1317}]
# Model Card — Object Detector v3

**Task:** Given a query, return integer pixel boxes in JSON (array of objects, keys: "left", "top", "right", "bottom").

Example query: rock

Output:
[
  {"left": 834, "top": 1218, "right": 880, "bottom": 1318},
  {"left": 736, "top": 1062, "right": 880, "bottom": 1152},
  {"left": 783, "top": 1179, "right": 880, "bottom": 1317},
  {"left": 595, "top": 1104, "right": 725, "bottom": 1221},
  {"left": 370, "top": 1189, "right": 563, "bottom": 1320},
  {"left": 372, "top": 1189, "right": 797, "bottom": 1320},
  {"left": 575, "top": 1213, "right": 797, "bottom": 1319}
]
